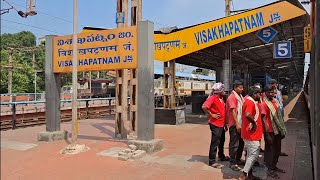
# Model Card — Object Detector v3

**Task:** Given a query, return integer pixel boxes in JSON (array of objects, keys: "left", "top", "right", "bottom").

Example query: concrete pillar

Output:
[
  {"left": 136, "top": 21, "right": 155, "bottom": 141},
  {"left": 215, "top": 67, "right": 222, "bottom": 82},
  {"left": 37, "top": 35, "right": 67, "bottom": 142},
  {"left": 222, "top": 59, "right": 230, "bottom": 91},
  {"left": 128, "top": 21, "right": 163, "bottom": 153},
  {"left": 243, "top": 64, "right": 249, "bottom": 93}
]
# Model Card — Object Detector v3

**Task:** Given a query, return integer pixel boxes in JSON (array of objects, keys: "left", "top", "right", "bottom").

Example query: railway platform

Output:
[{"left": 0, "top": 92, "right": 312, "bottom": 180}]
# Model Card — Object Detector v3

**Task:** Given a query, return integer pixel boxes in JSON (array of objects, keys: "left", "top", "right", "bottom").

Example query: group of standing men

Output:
[{"left": 202, "top": 79, "right": 288, "bottom": 180}]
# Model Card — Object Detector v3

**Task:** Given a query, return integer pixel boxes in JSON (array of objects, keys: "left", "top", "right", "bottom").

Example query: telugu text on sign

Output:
[{"left": 53, "top": 26, "right": 137, "bottom": 73}]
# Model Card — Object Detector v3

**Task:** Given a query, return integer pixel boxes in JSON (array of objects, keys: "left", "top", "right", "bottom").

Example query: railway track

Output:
[
  {"left": 0, "top": 95, "right": 190, "bottom": 130},
  {"left": 0, "top": 105, "right": 115, "bottom": 131}
]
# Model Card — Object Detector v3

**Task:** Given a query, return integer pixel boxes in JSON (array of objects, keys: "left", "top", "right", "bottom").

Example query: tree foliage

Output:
[
  {"left": 0, "top": 31, "right": 44, "bottom": 94},
  {"left": 1, "top": 31, "right": 36, "bottom": 49}
]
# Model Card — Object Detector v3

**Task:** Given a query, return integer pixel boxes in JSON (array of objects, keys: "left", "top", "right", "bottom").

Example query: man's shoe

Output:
[
  {"left": 219, "top": 155, "right": 230, "bottom": 161},
  {"left": 236, "top": 159, "right": 246, "bottom": 166},
  {"left": 279, "top": 152, "right": 288, "bottom": 156},
  {"left": 253, "top": 161, "right": 261, "bottom": 167}
]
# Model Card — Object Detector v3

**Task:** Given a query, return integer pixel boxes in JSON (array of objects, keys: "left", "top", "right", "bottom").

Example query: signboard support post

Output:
[
  {"left": 128, "top": 0, "right": 141, "bottom": 138},
  {"left": 163, "top": 60, "right": 176, "bottom": 109},
  {"left": 115, "top": 0, "right": 129, "bottom": 139},
  {"left": 37, "top": 35, "right": 67, "bottom": 142}
]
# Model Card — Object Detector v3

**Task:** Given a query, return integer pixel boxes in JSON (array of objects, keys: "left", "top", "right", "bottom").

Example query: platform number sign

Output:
[
  {"left": 304, "top": 25, "right": 311, "bottom": 52},
  {"left": 256, "top": 27, "right": 278, "bottom": 43},
  {"left": 273, "top": 41, "right": 292, "bottom": 59},
  {"left": 116, "top": 12, "right": 125, "bottom": 24}
]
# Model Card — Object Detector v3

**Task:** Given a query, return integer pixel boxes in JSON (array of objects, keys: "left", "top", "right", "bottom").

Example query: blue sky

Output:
[
  {"left": 1, "top": 0, "right": 282, "bottom": 37},
  {"left": 1, "top": 0, "right": 310, "bottom": 76}
]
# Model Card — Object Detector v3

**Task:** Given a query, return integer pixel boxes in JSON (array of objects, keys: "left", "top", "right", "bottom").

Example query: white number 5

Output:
[
  {"left": 278, "top": 44, "right": 288, "bottom": 56},
  {"left": 263, "top": 29, "right": 271, "bottom": 37}
]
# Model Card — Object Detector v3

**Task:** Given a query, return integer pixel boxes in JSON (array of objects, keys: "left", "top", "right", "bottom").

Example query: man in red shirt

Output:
[
  {"left": 202, "top": 82, "right": 226, "bottom": 169},
  {"left": 239, "top": 87, "right": 263, "bottom": 180},
  {"left": 226, "top": 80, "right": 244, "bottom": 171},
  {"left": 261, "top": 85, "right": 287, "bottom": 179}
]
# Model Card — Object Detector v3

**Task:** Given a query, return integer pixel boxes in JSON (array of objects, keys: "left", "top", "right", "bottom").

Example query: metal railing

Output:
[{"left": 1, "top": 97, "right": 116, "bottom": 130}]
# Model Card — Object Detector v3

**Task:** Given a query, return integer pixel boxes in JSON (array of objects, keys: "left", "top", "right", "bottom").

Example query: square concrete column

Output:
[
  {"left": 37, "top": 35, "right": 67, "bottom": 142},
  {"left": 129, "top": 21, "right": 163, "bottom": 153},
  {"left": 136, "top": 21, "right": 155, "bottom": 141},
  {"left": 215, "top": 67, "right": 222, "bottom": 82},
  {"left": 222, "top": 59, "right": 231, "bottom": 91}
]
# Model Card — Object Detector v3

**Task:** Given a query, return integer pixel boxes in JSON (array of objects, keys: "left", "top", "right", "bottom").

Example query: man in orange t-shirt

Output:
[
  {"left": 202, "top": 82, "right": 226, "bottom": 169},
  {"left": 239, "top": 87, "right": 263, "bottom": 180}
]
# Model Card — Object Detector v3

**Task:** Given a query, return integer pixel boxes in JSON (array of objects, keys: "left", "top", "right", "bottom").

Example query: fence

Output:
[{"left": 0, "top": 97, "right": 116, "bottom": 130}]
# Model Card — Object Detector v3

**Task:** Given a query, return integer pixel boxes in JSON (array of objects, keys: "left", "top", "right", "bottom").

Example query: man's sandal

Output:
[
  {"left": 273, "top": 167, "right": 286, "bottom": 173},
  {"left": 211, "top": 163, "right": 224, "bottom": 169},
  {"left": 230, "top": 164, "right": 242, "bottom": 171},
  {"left": 248, "top": 175, "right": 262, "bottom": 180},
  {"left": 219, "top": 156, "right": 230, "bottom": 161},
  {"left": 267, "top": 170, "right": 280, "bottom": 179}
]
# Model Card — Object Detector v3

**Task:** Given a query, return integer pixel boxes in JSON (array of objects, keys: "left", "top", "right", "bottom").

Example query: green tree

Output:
[
  {"left": 0, "top": 51, "right": 34, "bottom": 93},
  {"left": 0, "top": 31, "right": 36, "bottom": 49},
  {"left": 0, "top": 31, "right": 44, "bottom": 94}
]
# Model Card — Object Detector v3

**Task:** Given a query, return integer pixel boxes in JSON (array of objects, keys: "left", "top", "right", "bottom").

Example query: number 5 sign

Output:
[
  {"left": 256, "top": 27, "right": 278, "bottom": 43},
  {"left": 273, "top": 41, "right": 292, "bottom": 59}
]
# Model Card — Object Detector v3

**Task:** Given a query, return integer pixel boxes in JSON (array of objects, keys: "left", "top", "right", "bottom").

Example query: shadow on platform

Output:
[{"left": 75, "top": 121, "right": 120, "bottom": 142}]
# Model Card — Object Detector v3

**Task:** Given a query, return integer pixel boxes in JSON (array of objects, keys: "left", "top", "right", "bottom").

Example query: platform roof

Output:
[
  {"left": 154, "top": 0, "right": 309, "bottom": 86},
  {"left": 82, "top": 0, "right": 309, "bottom": 86}
]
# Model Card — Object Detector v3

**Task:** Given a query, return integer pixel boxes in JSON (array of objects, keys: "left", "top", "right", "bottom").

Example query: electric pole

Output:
[
  {"left": 5, "top": 46, "right": 44, "bottom": 101},
  {"left": 32, "top": 52, "right": 37, "bottom": 101},
  {"left": 71, "top": 0, "right": 79, "bottom": 145},
  {"left": 8, "top": 48, "right": 13, "bottom": 101}
]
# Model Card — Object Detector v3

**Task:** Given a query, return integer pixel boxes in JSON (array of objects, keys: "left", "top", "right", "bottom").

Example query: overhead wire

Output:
[
  {"left": 1, "top": 18, "right": 66, "bottom": 35},
  {"left": 1, "top": 25, "right": 46, "bottom": 37},
  {"left": 1, "top": 25, "right": 45, "bottom": 36},
  {"left": 8, "top": 1, "right": 85, "bottom": 27},
  {"left": 6, "top": 1, "right": 171, "bottom": 32}
]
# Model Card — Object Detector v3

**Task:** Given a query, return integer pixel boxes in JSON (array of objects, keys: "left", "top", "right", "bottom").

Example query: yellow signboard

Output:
[
  {"left": 154, "top": 1, "right": 306, "bottom": 61},
  {"left": 53, "top": 26, "right": 137, "bottom": 73},
  {"left": 304, "top": 25, "right": 312, "bottom": 52}
]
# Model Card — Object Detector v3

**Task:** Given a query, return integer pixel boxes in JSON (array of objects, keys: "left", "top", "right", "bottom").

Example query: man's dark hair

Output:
[
  {"left": 269, "top": 79, "right": 277, "bottom": 84},
  {"left": 233, "top": 80, "right": 243, "bottom": 89},
  {"left": 248, "top": 86, "right": 262, "bottom": 96},
  {"left": 264, "top": 85, "right": 276, "bottom": 93}
]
